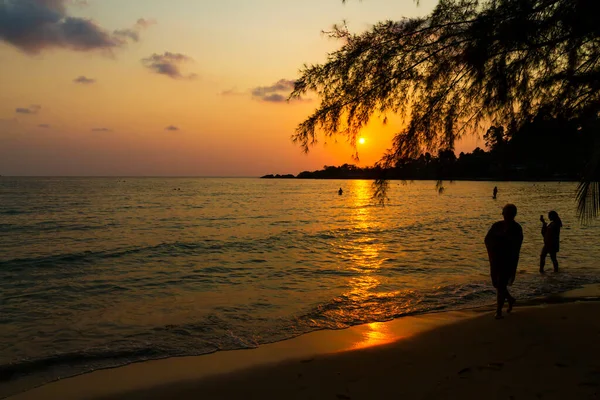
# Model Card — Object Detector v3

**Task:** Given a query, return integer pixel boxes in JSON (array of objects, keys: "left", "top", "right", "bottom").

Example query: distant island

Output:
[
  {"left": 260, "top": 174, "right": 295, "bottom": 179},
  {"left": 263, "top": 121, "right": 592, "bottom": 181}
]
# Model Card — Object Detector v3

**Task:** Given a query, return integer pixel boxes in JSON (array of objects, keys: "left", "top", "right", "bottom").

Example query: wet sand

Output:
[{"left": 8, "top": 299, "right": 600, "bottom": 400}]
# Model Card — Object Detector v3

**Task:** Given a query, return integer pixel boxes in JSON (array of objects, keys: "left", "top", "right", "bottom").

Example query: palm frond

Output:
[
  {"left": 577, "top": 142, "right": 600, "bottom": 223},
  {"left": 577, "top": 181, "right": 600, "bottom": 223}
]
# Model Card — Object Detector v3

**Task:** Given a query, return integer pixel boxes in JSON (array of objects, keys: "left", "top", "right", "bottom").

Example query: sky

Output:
[{"left": 0, "top": 0, "right": 483, "bottom": 176}]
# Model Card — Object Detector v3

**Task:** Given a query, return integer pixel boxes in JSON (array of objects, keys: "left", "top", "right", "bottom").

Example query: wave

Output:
[
  {"left": 0, "top": 210, "right": 29, "bottom": 216},
  {"left": 294, "top": 273, "right": 600, "bottom": 331},
  {"left": 0, "top": 223, "right": 383, "bottom": 271},
  {"left": 0, "top": 221, "right": 114, "bottom": 235},
  {"left": 0, "top": 240, "right": 224, "bottom": 271},
  {"left": 0, "top": 346, "right": 172, "bottom": 383}
]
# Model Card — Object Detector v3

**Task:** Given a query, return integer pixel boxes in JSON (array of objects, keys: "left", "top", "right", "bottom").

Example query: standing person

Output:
[
  {"left": 540, "top": 211, "right": 562, "bottom": 273},
  {"left": 485, "top": 204, "right": 524, "bottom": 319},
  {"left": 493, "top": 186, "right": 498, "bottom": 199}
]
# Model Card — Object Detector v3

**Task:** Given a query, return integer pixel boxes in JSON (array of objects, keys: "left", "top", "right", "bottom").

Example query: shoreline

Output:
[{"left": 7, "top": 284, "right": 600, "bottom": 400}]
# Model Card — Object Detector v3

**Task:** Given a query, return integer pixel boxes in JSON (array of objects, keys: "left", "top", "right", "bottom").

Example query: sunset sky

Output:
[{"left": 0, "top": 0, "right": 482, "bottom": 176}]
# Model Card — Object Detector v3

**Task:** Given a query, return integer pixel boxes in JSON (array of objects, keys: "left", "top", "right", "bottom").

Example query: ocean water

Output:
[{"left": 1, "top": 177, "right": 599, "bottom": 397}]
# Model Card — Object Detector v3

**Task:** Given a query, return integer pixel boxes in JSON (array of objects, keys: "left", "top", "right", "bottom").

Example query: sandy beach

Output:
[{"left": 8, "top": 294, "right": 600, "bottom": 400}]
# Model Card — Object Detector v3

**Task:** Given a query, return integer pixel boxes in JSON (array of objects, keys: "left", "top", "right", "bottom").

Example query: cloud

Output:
[
  {"left": 135, "top": 18, "right": 157, "bottom": 29},
  {"left": 142, "top": 52, "right": 197, "bottom": 80},
  {"left": 224, "top": 80, "right": 310, "bottom": 103},
  {"left": 74, "top": 75, "right": 95, "bottom": 84},
  {"left": 16, "top": 105, "right": 42, "bottom": 115},
  {"left": 91, "top": 127, "right": 112, "bottom": 132},
  {"left": 251, "top": 79, "right": 297, "bottom": 103},
  {"left": 262, "top": 94, "right": 287, "bottom": 103},
  {"left": 38, "top": 124, "right": 51, "bottom": 128},
  {"left": 112, "top": 18, "right": 156, "bottom": 43},
  {"left": 221, "top": 88, "right": 244, "bottom": 96},
  {"left": 165, "top": 125, "right": 179, "bottom": 131},
  {"left": 113, "top": 28, "right": 140, "bottom": 42},
  {"left": 0, "top": 0, "right": 147, "bottom": 54}
]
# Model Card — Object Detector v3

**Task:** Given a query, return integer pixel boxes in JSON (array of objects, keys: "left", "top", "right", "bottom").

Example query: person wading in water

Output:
[{"left": 540, "top": 211, "right": 562, "bottom": 273}]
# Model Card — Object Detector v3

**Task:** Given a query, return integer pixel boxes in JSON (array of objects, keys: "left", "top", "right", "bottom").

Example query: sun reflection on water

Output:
[
  {"left": 346, "top": 180, "right": 383, "bottom": 271},
  {"left": 334, "top": 180, "right": 405, "bottom": 325},
  {"left": 317, "top": 180, "right": 424, "bottom": 331},
  {"left": 339, "top": 183, "right": 419, "bottom": 350}
]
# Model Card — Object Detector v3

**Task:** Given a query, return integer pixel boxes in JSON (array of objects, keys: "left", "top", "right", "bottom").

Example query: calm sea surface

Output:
[{"left": 1, "top": 178, "right": 600, "bottom": 396}]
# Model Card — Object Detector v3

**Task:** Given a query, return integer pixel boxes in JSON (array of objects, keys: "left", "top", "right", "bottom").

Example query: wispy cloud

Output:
[
  {"left": 135, "top": 18, "right": 157, "bottom": 29},
  {"left": 113, "top": 17, "right": 156, "bottom": 43},
  {"left": 16, "top": 105, "right": 41, "bottom": 115},
  {"left": 142, "top": 52, "right": 196, "bottom": 80},
  {"left": 113, "top": 29, "right": 140, "bottom": 42},
  {"left": 0, "top": 0, "right": 150, "bottom": 54},
  {"left": 38, "top": 124, "right": 51, "bottom": 128},
  {"left": 91, "top": 127, "right": 112, "bottom": 132},
  {"left": 221, "top": 88, "right": 244, "bottom": 96},
  {"left": 251, "top": 79, "right": 300, "bottom": 103},
  {"left": 74, "top": 75, "right": 96, "bottom": 84},
  {"left": 165, "top": 125, "right": 179, "bottom": 131},
  {"left": 262, "top": 94, "right": 287, "bottom": 103}
]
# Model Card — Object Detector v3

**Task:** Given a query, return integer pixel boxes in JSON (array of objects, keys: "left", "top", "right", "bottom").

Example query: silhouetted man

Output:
[
  {"left": 485, "top": 204, "right": 523, "bottom": 319},
  {"left": 493, "top": 186, "right": 498, "bottom": 199}
]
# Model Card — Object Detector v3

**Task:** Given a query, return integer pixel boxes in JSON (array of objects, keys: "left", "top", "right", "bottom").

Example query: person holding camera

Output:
[{"left": 540, "top": 211, "right": 562, "bottom": 273}]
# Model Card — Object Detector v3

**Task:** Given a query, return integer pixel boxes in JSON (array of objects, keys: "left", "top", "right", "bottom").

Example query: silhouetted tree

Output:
[
  {"left": 484, "top": 126, "right": 506, "bottom": 153},
  {"left": 291, "top": 0, "right": 600, "bottom": 219}
]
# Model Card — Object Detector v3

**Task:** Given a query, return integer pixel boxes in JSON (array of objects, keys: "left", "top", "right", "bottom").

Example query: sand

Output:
[{"left": 8, "top": 299, "right": 600, "bottom": 400}]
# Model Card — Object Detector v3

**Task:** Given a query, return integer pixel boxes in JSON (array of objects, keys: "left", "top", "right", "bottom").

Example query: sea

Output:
[{"left": 1, "top": 177, "right": 600, "bottom": 397}]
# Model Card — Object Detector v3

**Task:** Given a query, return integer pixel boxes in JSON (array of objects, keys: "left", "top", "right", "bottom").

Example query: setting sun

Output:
[{"left": 359, "top": 137, "right": 366, "bottom": 145}]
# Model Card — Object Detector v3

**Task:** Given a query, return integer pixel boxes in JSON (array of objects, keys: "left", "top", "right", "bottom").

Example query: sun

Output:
[{"left": 358, "top": 137, "right": 366, "bottom": 145}]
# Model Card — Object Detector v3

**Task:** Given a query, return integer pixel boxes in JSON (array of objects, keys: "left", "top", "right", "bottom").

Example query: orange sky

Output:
[{"left": 0, "top": 0, "right": 483, "bottom": 176}]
